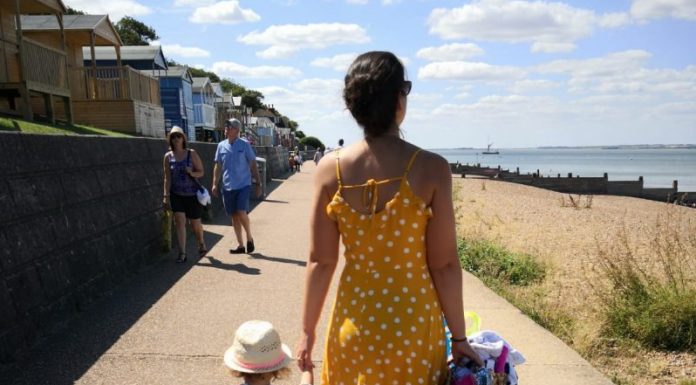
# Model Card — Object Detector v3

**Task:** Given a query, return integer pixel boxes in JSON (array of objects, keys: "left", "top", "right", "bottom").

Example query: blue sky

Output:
[{"left": 64, "top": 0, "right": 696, "bottom": 149}]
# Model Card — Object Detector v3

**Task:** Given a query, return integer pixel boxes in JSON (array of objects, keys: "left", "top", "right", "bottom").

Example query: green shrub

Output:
[
  {"left": 458, "top": 238, "right": 546, "bottom": 286},
  {"left": 595, "top": 210, "right": 696, "bottom": 352},
  {"left": 604, "top": 285, "right": 696, "bottom": 352},
  {"left": 679, "top": 379, "right": 696, "bottom": 385}
]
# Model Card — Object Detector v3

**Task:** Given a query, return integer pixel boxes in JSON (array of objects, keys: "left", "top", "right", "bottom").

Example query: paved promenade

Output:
[{"left": 2, "top": 163, "right": 612, "bottom": 385}]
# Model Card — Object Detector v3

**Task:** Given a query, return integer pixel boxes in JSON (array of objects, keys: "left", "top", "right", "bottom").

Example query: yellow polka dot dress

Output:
[{"left": 321, "top": 150, "right": 448, "bottom": 385}]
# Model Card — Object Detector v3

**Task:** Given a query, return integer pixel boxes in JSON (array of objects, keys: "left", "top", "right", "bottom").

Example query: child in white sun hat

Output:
[{"left": 224, "top": 320, "right": 292, "bottom": 384}]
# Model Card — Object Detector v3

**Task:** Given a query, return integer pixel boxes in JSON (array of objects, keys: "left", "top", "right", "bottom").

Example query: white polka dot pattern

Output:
[{"left": 322, "top": 179, "right": 446, "bottom": 384}]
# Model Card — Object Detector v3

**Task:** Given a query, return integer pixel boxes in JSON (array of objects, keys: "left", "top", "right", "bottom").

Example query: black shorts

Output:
[{"left": 170, "top": 193, "right": 203, "bottom": 219}]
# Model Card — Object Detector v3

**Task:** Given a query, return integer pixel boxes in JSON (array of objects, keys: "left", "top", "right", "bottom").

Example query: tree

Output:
[
  {"left": 188, "top": 67, "right": 220, "bottom": 82},
  {"left": 294, "top": 130, "right": 306, "bottom": 139},
  {"left": 288, "top": 120, "right": 299, "bottom": 131},
  {"left": 242, "top": 90, "right": 265, "bottom": 112},
  {"left": 300, "top": 136, "right": 324, "bottom": 150},
  {"left": 116, "top": 16, "right": 159, "bottom": 46},
  {"left": 65, "top": 7, "right": 85, "bottom": 15}
]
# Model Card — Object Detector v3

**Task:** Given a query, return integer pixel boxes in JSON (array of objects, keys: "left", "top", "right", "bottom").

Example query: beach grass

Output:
[
  {"left": 592, "top": 211, "right": 696, "bottom": 352},
  {"left": 0, "top": 117, "right": 131, "bottom": 137},
  {"left": 457, "top": 238, "right": 545, "bottom": 287}
]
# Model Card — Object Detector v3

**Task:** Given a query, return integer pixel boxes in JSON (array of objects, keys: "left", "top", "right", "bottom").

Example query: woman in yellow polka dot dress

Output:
[{"left": 296, "top": 51, "right": 483, "bottom": 384}]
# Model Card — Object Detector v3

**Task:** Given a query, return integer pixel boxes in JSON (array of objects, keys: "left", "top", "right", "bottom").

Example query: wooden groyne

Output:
[{"left": 450, "top": 163, "right": 696, "bottom": 207}]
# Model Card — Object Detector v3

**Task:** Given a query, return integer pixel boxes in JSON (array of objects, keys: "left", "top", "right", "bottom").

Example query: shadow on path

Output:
[
  {"left": 0, "top": 173, "right": 294, "bottom": 385},
  {"left": 249, "top": 252, "right": 306, "bottom": 267},
  {"left": 196, "top": 256, "right": 261, "bottom": 274}
]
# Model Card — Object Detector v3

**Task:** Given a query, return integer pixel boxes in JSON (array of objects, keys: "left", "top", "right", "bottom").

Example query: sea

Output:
[{"left": 431, "top": 148, "right": 696, "bottom": 192}]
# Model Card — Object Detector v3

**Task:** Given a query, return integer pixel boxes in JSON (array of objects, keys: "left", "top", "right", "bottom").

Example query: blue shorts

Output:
[{"left": 222, "top": 186, "right": 251, "bottom": 215}]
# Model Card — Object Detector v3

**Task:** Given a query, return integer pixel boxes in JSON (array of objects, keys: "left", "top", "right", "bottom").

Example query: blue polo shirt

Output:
[{"left": 214, "top": 138, "right": 256, "bottom": 191}]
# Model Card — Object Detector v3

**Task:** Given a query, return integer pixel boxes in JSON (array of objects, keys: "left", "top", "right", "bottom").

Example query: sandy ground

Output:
[{"left": 453, "top": 177, "right": 696, "bottom": 385}]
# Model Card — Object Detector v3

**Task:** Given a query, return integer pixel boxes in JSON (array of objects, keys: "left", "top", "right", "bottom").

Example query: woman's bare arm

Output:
[{"left": 296, "top": 157, "right": 340, "bottom": 370}]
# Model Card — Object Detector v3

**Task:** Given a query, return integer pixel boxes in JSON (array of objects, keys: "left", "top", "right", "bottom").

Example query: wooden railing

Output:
[
  {"left": 21, "top": 39, "right": 69, "bottom": 93},
  {"left": 69, "top": 65, "right": 160, "bottom": 105}
]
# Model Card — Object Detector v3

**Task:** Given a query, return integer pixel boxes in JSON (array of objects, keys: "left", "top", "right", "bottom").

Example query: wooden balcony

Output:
[
  {"left": 193, "top": 103, "right": 216, "bottom": 128},
  {"left": 21, "top": 38, "right": 70, "bottom": 96},
  {"left": 69, "top": 65, "right": 160, "bottom": 105}
]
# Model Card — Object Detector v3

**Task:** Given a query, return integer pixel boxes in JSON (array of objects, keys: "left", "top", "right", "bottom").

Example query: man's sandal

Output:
[{"left": 175, "top": 252, "right": 187, "bottom": 263}]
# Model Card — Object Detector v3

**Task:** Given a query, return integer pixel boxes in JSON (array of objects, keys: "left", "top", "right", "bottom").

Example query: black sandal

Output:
[
  {"left": 175, "top": 252, "right": 187, "bottom": 263},
  {"left": 229, "top": 245, "right": 246, "bottom": 254},
  {"left": 198, "top": 244, "right": 208, "bottom": 258},
  {"left": 246, "top": 240, "right": 255, "bottom": 253}
]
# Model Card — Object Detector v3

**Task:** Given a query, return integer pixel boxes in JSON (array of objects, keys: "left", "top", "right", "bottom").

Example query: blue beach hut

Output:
[
  {"left": 192, "top": 77, "right": 217, "bottom": 141},
  {"left": 141, "top": 66, "right": 195, "bottom": 141}
]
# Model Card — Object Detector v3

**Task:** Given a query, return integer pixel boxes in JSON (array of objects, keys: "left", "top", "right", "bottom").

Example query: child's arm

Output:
[{"left": 300, "top": 369, "right": 313, "bottom": 385}]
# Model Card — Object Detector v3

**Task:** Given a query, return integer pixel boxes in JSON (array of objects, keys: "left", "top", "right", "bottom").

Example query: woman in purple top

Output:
[{"left": 162, "top": 126, "right": 207, "bottom": 263}]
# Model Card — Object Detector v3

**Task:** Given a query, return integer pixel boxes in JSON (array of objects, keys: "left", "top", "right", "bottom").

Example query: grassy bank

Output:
[
  {"left": 0, "top": 116, "right": 131, "bottom": 137},
  {"left": 453, "top": 178, "right": 696, "bottom": 384}
]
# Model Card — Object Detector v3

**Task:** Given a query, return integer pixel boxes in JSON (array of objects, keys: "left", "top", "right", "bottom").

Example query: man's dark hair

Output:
[{"left": 338, "top": 138, "right": 344, "bottom": 146}]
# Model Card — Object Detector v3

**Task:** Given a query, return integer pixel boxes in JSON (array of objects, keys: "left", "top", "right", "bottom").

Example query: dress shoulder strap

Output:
[
  {"left": 403, "top": 149, "right": 422, "bottom": 177},
  {"left": 334, "top": 150, "right": 343, "bottom": 188}
]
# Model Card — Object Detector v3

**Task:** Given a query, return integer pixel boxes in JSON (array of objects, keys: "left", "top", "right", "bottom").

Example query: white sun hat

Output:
[{"left": 224, "top": 320, "right": 292, "bottom": 373}]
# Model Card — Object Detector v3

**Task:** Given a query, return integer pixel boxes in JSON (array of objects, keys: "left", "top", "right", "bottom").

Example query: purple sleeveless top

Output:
[{"left": 169, "top": 150, "right": 198, "bottom": 196}]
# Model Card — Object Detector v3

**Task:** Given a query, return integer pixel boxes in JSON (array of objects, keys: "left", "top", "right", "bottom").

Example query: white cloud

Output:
[
  {"left": 211, "top": 61, "right": 301, "bottom": 78},
  {"left": 531, "top": 42, "right": 576, "bottom": 53},
  {"left": 62, "top": 0, "right": 150, "bottom": 20},
  {"left": 416, "top": 43, "right": 484, "bottom": 62},
  {"left": 346, "top": 0, "right": 368, "bottom": 4},
  {"left": 510, "top": 79, "right": 559, "bottom": 93},
  {"left": 535, "top": 50, "right": 696, "bottom": 99},
  {"left": 190, "top": 1, "right": 260, "bottom": 25},
  {"left": 311, "top": 53, "right": 359, "bottom": 72},
  {"left": 418, "top": 61, "right": 526, "bottom": 81},
  {"left": 599, "top": 12, "right": 632, "bottom": 28},
  {"left": 152, "top": 42, "right": 210, "bottom": 58},
  {"left": 238, "top": 23, "right": 370, "bottom": 59},
  {"left": 174, "top": 0, "right": 214, "bottom": 6},
  {"left": 427, "top": 0, "right": 610, "bottom": 53},
  {"left": 631, "top": 0, "right": 696, "bottom": 21}
]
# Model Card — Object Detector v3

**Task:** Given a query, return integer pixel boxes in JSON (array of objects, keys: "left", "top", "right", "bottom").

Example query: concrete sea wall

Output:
[{"left": 0, "top": 132, "right": 289, "bottom": 363}]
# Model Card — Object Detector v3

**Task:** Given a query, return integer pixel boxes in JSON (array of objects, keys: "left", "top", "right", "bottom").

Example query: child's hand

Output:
[{"left": 300, "top": 369, "right": 313, "bottom": 385}]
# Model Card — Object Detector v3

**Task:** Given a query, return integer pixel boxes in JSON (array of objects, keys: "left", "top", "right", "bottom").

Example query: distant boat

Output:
[{"left": 482, "top": 142, "right": 499, "bottom": 155}]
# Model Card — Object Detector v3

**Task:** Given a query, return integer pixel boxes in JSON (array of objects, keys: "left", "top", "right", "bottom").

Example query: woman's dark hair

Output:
[{"left": 343, "top": 51, "right": 407, "bottom": 137}]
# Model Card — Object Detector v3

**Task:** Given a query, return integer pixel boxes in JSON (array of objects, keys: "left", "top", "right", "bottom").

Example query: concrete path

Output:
[{"left": 2, "top": 163, "right": 612, "bottom": 385}]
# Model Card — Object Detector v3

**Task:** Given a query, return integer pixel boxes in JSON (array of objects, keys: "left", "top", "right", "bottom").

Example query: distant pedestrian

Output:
[
  {"left": 224, "top": 320, "right": 292, "bottom": 384},
  {"left": 212, "top": 119, "right": 262, "bottom": 254},
  {"left": 162, "top": 126, "right": 207, "bottom": 263},
  {"left": 313, "top": 148, "right": 323, "bottom": 165},
  {"left": 294, "top": 153, "right": 302, "bottom": 172}
]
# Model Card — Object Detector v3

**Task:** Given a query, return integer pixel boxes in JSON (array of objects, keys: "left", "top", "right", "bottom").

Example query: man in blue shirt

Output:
[{"left": 212, "top": 119, "right": 262, "bottom": 254}]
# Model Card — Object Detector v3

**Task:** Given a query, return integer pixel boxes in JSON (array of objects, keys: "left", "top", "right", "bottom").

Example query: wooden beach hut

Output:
[
  {"left": 192, "top": 76, "right": 216, "bottom": 142},
  {"left": 21, "top": 14, "right": 164, "bottom": 136},
  {"left": 83, "top": 45, "right": 167, "bottom": 72},
  {"left": 141, "top": 66, "right": 195, "bottom": 141},
  {"left": 0, "top": 0, "right": 72, "bottom": 124}
]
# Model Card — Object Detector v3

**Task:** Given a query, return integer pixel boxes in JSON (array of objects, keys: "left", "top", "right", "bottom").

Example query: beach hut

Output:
[
  {"left": 21, "top": 14, "right": 164, "bottom": 137},
  {"left": 141, "top": 66, "right": 195, "bottom": 141},
  {"left": 0, "top": 0, "right": 71, "bottom": 124},
  {"left": 83, "top": 45, "right": 167, "bottom": 73},
  {"left": 192, "top": 77, "right": 216, "bottom": 141},
  {"left": 248, "top": 116, "right": 275, "bottom": 146}
]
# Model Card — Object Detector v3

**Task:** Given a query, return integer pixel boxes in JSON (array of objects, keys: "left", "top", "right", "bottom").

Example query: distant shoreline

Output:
[{"left": 432, "top": 144, "right": 696, "bottom": 151}]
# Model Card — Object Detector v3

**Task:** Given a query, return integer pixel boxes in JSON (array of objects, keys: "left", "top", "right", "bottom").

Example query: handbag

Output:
[{"left": 185, "top": 150, "right": 211, "bottom": 207}]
